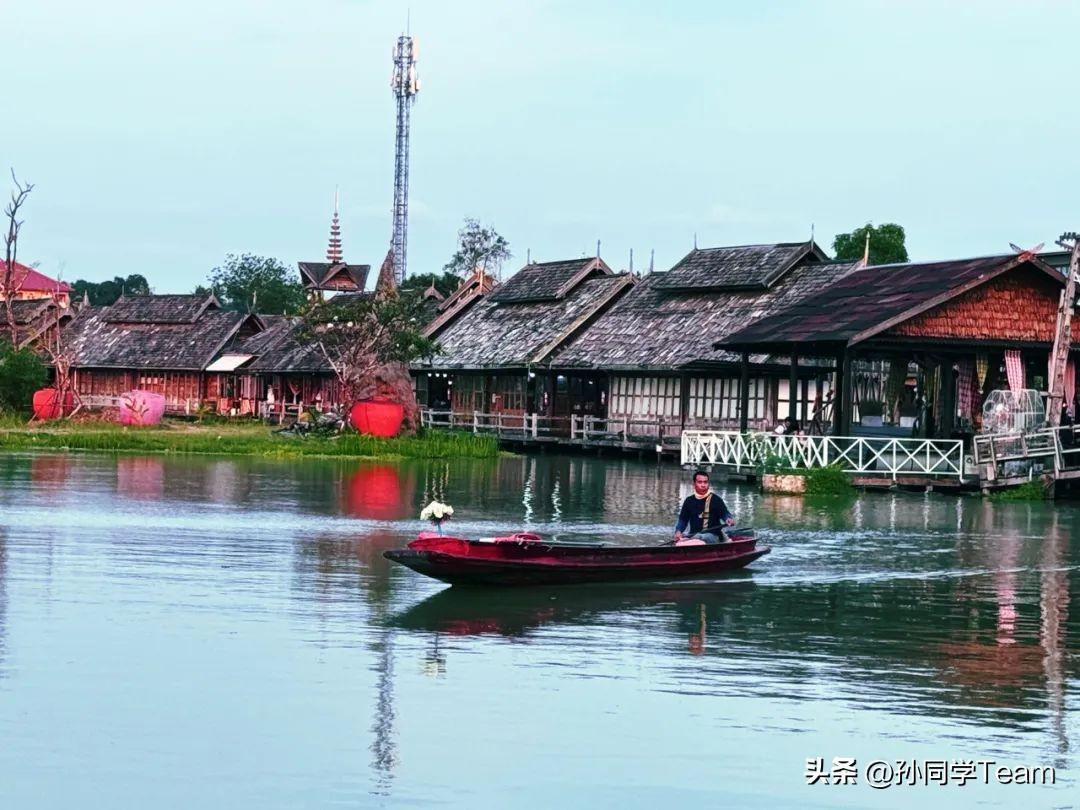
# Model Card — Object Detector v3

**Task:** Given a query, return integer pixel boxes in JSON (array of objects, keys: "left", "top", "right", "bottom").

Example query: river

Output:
[{"left": 0, "top": 451, "right": 1076, "bottom": 808}]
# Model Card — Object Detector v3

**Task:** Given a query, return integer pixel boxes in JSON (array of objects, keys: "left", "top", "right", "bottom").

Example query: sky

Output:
[{"left": 6, "top": 0, "right": 1080, "bottom": 292}]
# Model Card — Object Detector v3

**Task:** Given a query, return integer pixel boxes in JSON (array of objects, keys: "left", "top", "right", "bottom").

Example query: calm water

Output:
[{"left": 0, "top": 451, "right": 1077, "bottom": 809}]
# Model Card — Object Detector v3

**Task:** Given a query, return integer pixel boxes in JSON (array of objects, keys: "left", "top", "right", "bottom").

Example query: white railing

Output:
[{"left": 681, "top": 430, "right": 967, "bottom": 481}]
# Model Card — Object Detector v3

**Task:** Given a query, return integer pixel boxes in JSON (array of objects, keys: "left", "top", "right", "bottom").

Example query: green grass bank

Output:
[{"left": 0, "top": 415, "right": 499, "bottom": 460}]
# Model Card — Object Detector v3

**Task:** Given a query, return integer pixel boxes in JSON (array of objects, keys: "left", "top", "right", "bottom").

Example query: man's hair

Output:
[{"left": 692, "top": 470, "right": 709, "bottom": 482}]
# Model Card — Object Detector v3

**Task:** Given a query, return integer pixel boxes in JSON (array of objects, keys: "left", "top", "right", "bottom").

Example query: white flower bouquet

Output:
[{"left": 420, "top": 501, "right": 454, "bottom": 533}]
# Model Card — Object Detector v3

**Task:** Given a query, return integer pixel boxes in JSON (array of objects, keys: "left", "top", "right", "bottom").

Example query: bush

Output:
[
  {"left": 803, "top": 464, "right": 853, "bottom": 496},
  {"left": 989, "top": 480, "right": 1049, "bottom": 502},
  {"left": 0, "top": 345, "right": 48, "bottom": 413}
]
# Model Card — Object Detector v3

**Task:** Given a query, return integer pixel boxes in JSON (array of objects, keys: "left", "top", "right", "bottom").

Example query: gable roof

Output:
[
  {"left": 551, "top": 259, "right": 858, "bottom": 370},
  {"left": 64, "top": 301, "right": 259, "bottom": 370},
  {"left": 10, "top": 299, "right": 71, "bottom": 350},
  {"left": 0, "top": 261, "right": 73, "bottom": 294},
  {"left": 653, "top": 241, "right": 827, "bottom": 292},
  {"left": 424, "top": 270, "right": 498, "bottom": 339},
  {"left": 233, "top": 315, "right": 333, "bottom": 374},
  {"left": 488, "top": 257, "right": 610, "bottom": 304},
  {"left": 101, "top": 293, "right": 219, "bottom": 324},
  {"left": 297, "top": 262, "right": 370, "bottom": 291},
  {"left": 717, "top": 254, "right": 1065, "bottom": 353},
  {"left": 423, "top": 274, "right": 634, "bottom": 369}
]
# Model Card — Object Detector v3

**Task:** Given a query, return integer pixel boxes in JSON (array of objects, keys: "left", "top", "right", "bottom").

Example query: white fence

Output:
[
  {"left": 681, "top": 430, "right": 967, "bottom": 481},
  {"left": 419, "top": 409, "right": 682, "bottom": 447}
]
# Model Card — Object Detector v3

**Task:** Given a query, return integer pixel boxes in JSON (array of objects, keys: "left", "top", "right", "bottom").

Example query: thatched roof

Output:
[
  {"left": 550, "top": 257, "right": 857, "bottom": 371},
  {"left": 65, "top": 295, "right": 260, "bottom": 370},
  {"left": 422, "top": 273, "right": 634, "bottom": 369},
  {"left": 489, "top": 257, "right": 609, "bottom": 303},
  {"left": 653, "top": 241, "right": 827, "bottom": 291}
]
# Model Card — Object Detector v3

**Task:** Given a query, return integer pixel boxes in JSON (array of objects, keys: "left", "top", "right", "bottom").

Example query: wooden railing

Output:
[
  {"left": 681, "top": 430, "right": 967, "bottom": 481},
  {"left": 973, "top": 425, "right": 1080, "bottom": 480},
  {"left": 419, "top": 409, "right": 683, "bottom": 447}
]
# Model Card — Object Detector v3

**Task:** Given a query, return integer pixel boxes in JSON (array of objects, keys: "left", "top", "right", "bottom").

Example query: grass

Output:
[{"left": 0, "top": 414, "right": 499, "bottom": 460}]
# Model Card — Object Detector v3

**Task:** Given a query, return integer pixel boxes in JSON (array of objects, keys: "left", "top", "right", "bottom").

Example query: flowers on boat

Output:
[{"left": 420, "top": 501, "right": 454, "bottom": 523}]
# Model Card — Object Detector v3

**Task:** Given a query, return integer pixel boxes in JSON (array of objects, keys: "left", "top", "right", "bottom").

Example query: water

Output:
[{"left": 0, "top": 451, "right": 1077, "bottom": 808}]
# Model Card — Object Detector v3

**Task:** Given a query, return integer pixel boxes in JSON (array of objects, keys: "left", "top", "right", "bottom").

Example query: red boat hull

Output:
[{"left": 384, "top": 532, "right": 770, "bottom": 587}]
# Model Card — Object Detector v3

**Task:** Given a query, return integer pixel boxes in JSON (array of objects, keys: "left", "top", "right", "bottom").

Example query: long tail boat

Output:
[{"left": 383, "top": 530, "right": 770, "bottom": 587}]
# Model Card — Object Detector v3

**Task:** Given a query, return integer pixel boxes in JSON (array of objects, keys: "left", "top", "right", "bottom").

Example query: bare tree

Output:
[{"left": 3, "top": 170, "right": 35, "bottom": 345}]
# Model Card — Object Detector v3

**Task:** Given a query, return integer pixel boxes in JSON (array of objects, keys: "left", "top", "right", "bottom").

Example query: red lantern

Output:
[
  {"left": 349, "top": 398, "right": 404, "bottom": 438},
  {"left": 31, "top": 388, "right": 74, "bottom": 421}
]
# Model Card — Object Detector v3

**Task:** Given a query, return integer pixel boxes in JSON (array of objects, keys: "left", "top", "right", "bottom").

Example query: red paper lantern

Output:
[
  {"left": 31, "top": 388, "right": 74, "bottom": 421},
  {"left": 349, "top": 398, "right": 404, "bottom": 438}
]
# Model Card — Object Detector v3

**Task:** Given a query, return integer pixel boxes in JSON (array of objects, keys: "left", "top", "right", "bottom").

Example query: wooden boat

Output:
[{"left": 383, "top": 530, "right": 770, "bottom": 587}]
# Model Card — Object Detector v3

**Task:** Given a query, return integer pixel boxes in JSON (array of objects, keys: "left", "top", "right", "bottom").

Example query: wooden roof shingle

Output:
[
  {"left": 422, "top": 273, "right": 634, "bottom": 369},
  {"left": 717, "top": 254, "right": 1065, "bottom": 353},
  {"left": 64, "top": 299, "right": 255, "bottom": 371},
  {"left": 550, "top": 259, "right": 857, "bottom": 370},
  {"left": 298, "top": 262, "right": 370, "bottom": 291},
  {"left": 488, "top": 257, "right": 609, "bottom": 303},
  {"left": 653, "top": 241, "right": 827, "bottom": 291},
  {"left": 101, "top": 293, "right": 218, "bottom": 324}
]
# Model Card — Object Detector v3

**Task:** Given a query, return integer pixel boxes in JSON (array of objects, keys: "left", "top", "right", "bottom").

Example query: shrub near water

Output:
[
  {"left": 803, "top": 464, "right": 854, "bottom": 496},
  {"left": 0, "top": 346, "right": 47, "bottom": 413},
  {"left": 0, "top": 419, "right": 500, "bottom": 460}
]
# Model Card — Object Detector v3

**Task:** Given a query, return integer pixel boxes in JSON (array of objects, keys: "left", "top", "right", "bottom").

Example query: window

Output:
[{"left": 610, "top": 376, "right": 681, "bottom": 419}]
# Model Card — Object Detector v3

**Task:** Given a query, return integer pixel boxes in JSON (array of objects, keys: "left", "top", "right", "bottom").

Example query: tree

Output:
[
  {"left": 3, "top": 170, "right": 35, "bottom": 345},
  {"left": 205, "top": 254, "right": 306, "bottom": 314},
  {"left": 300, "top": 288, "right": 438, "bottom": 406},
  {"left": 0, "top": 344, "right": 47, "bottom": 413},
  {"left": 833, "top": 223, "right": 909, "bottom": 266},
  {"left": 71, "top": 274, "right": 151, "bottom": 306},
  {"left": 443, "top": 218, "right": 511, "bottom": 279},
  {"left": 401, "top": 271, "right": 463, "bottom": 299}
]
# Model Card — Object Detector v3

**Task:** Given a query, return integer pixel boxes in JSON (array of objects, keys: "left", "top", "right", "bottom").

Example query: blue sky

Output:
[{"left": 7, "top": 0, "right": 1080, "bottom": 291}]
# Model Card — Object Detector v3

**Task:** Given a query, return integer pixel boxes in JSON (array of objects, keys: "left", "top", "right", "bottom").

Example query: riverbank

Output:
[{"left": 0, "top": 415, "right": 499, "bottom": 460}]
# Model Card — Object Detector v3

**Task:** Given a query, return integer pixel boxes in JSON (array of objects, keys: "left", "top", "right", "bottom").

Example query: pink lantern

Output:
[{"left": 118, "top": 390, "right": 167, "bottom": 426}]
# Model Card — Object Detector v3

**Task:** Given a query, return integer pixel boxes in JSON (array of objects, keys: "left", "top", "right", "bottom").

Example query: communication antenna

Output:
[{"left": 391, "top": 31, "right": 420, "bottom": 284}]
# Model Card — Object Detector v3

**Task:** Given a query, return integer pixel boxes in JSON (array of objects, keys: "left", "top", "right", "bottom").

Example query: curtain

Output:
[
  {"left": 1005, "top": 350, "right": 1024, "bottom": 393},
  {"left": 956, "top": 359, "right": 975, "bottom": 420},
  {"left": 975, "top": 353, "right": 989, "bottom": 392}
]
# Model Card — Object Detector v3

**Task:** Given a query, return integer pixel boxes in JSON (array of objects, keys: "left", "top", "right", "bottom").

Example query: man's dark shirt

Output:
[{"left": 675, "top": 491, "right": 733, "bottom": 535}]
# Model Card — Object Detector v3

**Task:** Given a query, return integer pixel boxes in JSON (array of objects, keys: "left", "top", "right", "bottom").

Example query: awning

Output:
[{"left": 205, "top": 354, "right": 254, "bottom": 372}]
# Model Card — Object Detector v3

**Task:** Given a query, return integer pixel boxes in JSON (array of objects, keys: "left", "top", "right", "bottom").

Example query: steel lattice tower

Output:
[{"left": 391, "top": 34, "right": 420, "bottom": 284}]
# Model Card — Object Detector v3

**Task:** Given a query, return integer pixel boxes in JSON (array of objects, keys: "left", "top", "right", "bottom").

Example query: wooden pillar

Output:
[
  {"left": 788, "top": 352, "right": 799, "bottom": 425},
  {"left": 739, "top": 352, "right": 750, "bottom": 433},
  {"left": 800, "top": 377, "right": 810, "bottom": 425},
  {"left": 834, "top": 349, "right": 853, "bottom": 436},
  {"left": 940, "top": 360, "right": 956, "bottom": 438},
  {"left": 678, "top": 371, "right": 690, "bottom": 430}
]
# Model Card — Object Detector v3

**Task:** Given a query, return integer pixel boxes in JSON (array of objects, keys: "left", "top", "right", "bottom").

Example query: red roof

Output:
[{"left": 0, "top": 260, "right": 72, "bottom": 293}]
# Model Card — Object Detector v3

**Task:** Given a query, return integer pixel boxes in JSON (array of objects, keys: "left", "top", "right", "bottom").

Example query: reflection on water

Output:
[{"left": 0, "top": 451, "right": 1077, "bottom": 807}]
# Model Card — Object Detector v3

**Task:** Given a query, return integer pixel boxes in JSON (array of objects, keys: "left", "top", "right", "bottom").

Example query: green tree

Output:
[
  {"left": 205, "top": 254, "right": 306, "bottom": 314},
  {"left": 71, "top": 274, "right": 151, "bottom": 306},
  {"left": 0, "top": 344, "right": 47, "bottom": 412},
  {"left": 401, "top": 271, "right": 463, "bottom": 299},
  {"left": 443, "top": 218, "right": 511, "bottom": 278},
  {"left": 833, "top": 223, "right": 909, "bottom": 266}
]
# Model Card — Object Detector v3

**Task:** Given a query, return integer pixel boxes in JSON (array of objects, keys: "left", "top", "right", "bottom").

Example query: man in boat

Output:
[{"left": 673, "top": 470, "right": 734, "bottom": 544}]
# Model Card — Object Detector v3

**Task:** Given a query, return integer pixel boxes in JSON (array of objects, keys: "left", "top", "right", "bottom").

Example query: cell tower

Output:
[{"left": 390, "top": 33, "right": 420, "bottom": 285}]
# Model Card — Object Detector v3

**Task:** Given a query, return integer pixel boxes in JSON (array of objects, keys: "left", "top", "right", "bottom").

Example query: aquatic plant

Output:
[{"left": 988, "top": 479, "right": 1049, "bottom": 501}]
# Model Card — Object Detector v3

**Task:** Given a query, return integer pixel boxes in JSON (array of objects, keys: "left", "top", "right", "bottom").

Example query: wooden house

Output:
[
  {"left": 718, "top": 252, "right": 1080, "bottom": 438},
  {"left": 9, "top": 298, "right": 75, "bottom": 350},
  {"left": 548, "top": 241, "right": 856, "bottom": 431},
  {"left": 413, "top": 257, "right": 634, "bottom": 428},
  {"left": 64, "top": 293, "right": 264, "bottom": 412}
]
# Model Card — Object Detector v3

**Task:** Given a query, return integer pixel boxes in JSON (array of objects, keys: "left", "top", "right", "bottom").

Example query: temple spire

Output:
[{"left": 326, "top": 188, "right": 343, "bottom": 264}]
